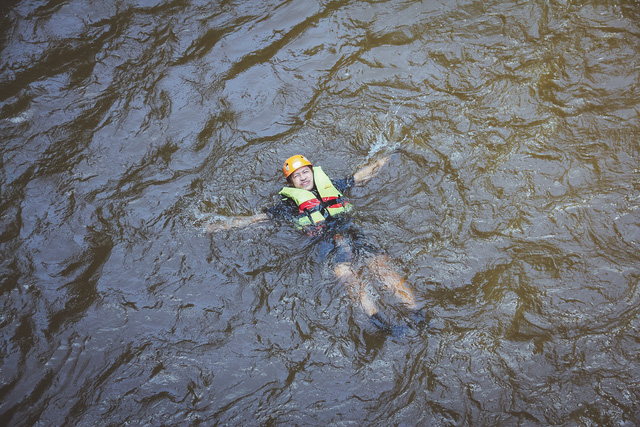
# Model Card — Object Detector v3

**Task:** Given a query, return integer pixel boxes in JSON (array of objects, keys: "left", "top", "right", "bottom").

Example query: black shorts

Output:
[{"left": 311, "top": 217, "right": 378, "bottom": 264}]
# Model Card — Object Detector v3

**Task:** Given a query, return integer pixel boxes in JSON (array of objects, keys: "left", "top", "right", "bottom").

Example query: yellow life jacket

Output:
[{"left": 279, "top": 166, "right": 352, "bottom": 228}]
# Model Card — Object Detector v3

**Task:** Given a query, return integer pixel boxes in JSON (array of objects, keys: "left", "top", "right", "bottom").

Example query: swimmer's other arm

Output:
[{"left": 206, "top": 213, "right": 269, "bottom": 233}]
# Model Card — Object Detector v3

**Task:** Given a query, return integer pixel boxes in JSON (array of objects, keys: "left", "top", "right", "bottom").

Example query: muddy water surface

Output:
[{"left": 1, "top": 0, "right": 639, "bottom": 425}]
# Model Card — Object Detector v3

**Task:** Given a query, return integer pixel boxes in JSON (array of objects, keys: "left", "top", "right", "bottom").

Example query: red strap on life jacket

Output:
[
  {"left": 298, "top": 196, "right": 342, "bottom": 212},
  {"left": 325, "top": 200, "right": 346, "bottom": 209},
  {"left": 299, "top": 198, "right": 321, "bottom": 212},
  {"left": 324, "top": 196, "right": 348, "bottom": 210}
]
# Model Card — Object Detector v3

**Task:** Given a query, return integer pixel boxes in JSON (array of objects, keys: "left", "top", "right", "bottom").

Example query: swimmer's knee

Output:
[{"left": 334, "top": 262, "right": 353, "bottom": 277}]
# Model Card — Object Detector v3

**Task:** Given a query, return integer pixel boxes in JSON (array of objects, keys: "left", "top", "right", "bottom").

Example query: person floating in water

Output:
[{"left": 206, "top": 154, "right": 425, "bottom": 334}]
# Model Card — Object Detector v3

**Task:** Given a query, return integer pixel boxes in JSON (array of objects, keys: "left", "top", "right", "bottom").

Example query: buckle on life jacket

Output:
[{"left": 302, "top": 203, "right": 330, "bottom": 223}]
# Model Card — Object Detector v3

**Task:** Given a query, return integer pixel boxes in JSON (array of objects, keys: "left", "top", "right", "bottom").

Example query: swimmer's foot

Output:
[
  {"left": 370, "top": 312, "right": 389, "bottom": 330},
  {"left": 408, "top": 308, "right": 428, "bottom": 328},
  {"left": 370, "top": 312, "right": 409, "bottom": 338},
  {"left": 390, "top": 323, "right": 410, "bottom": 338}
]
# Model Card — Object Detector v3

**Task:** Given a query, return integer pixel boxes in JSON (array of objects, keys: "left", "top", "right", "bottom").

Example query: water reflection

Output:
[{"left": 1, "top": 0, "right": 639, "bottom": 425}]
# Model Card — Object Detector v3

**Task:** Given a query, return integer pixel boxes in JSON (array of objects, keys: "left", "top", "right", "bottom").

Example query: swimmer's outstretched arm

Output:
[
  {"left": 353, "top": 155, "right": 391, "bottom": 184},
  {"left": 206, "top": 213, "right": 269, "bottom": 232}
]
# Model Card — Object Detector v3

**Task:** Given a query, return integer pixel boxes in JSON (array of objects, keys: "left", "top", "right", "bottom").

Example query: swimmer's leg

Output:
[
  {"left": 334, "top": 259, "right": 411, "bottom": 336},
  {"left": 334, "top": 262, "right": 378, "bottom": 317},
  {"left": 366, "top": 254, "right": 417, "bottom": 309}
]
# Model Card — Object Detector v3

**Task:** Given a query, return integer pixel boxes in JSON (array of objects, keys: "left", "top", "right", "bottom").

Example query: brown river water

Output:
[{"left": 1, "top": 0, "right": 639, "bottom": 425}]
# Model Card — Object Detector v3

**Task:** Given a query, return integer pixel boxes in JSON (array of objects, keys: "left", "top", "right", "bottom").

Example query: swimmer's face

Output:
[{"left": 290, "top": 166, "right": 314, "bottom": 191}]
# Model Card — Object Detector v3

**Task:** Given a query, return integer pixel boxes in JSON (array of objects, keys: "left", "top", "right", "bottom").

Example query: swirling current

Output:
[{"left": 1, "top": 0, "right": 639, "bottom": 425}]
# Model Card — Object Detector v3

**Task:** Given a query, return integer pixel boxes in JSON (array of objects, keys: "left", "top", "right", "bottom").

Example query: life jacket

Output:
[{"left": 279, "top": 166, "right": 353, "bottom": 228}]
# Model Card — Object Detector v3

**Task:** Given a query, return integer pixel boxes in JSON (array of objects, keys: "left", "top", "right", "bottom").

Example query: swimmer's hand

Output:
[
  {"left": 353, "top": 155, "right": 391, "bottom": 184},
  {"left": 205, "top": 213, "right": 268, "bottom": 233}
]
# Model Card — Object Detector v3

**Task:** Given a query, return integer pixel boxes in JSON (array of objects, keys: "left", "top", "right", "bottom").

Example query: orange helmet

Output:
[{"left": 282, "top": 155, "right": 312, "bottom": 178}]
